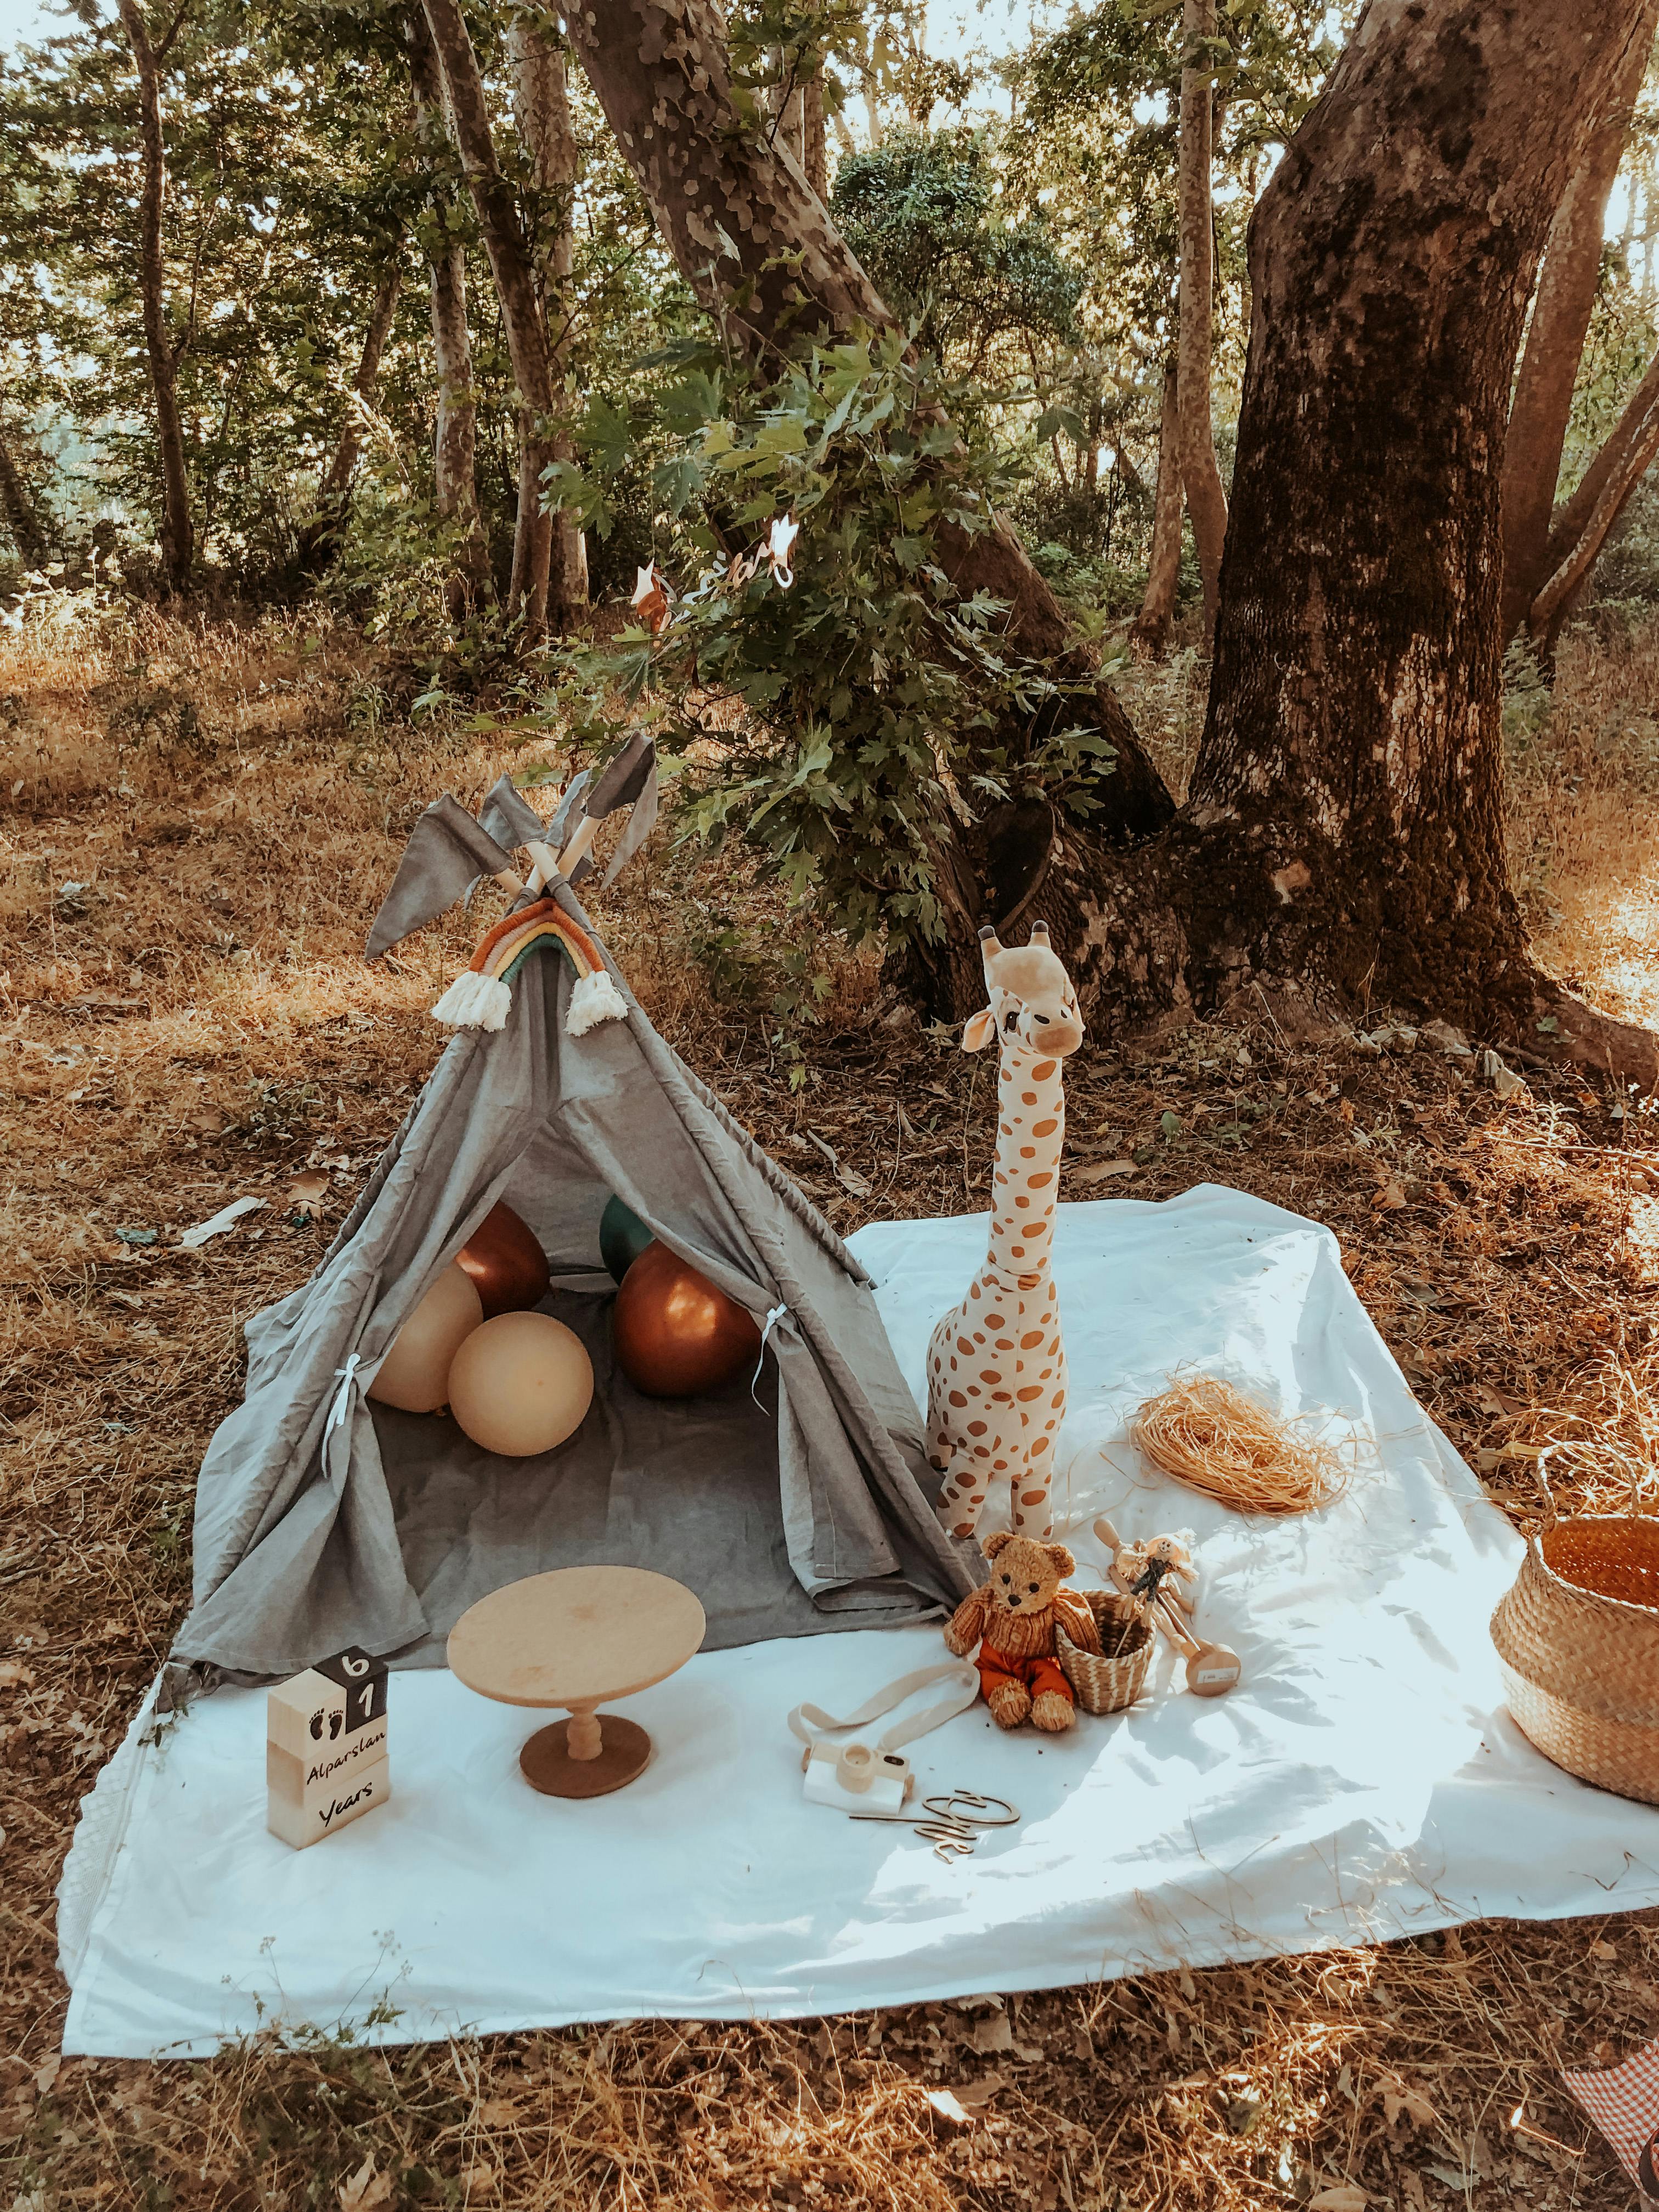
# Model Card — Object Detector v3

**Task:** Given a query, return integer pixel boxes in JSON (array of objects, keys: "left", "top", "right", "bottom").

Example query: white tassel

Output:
[
  {"left": 565, "top": 967, "right": 628, "bottom": 1037},
  {"left": 431, "top": 969, "right": 512, "bottom": 1031}
]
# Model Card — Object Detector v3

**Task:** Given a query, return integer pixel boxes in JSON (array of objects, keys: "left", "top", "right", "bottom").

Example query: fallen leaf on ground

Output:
[
  {"left": 338, "top": 2155, "right": 392, "bottom": 2210},
  {"left": 969, "top": 2013, "right": 1014, "bottom": 2055},
  {"left": 806, "top": 1130, "right": 873, "bottom": 1197},
  {"left": 179, "top": 1194, "right": 266, "bottom": 1248},
  {"left": 286, "top": 1171, "right": 330, "bottom": 1215},
  {"left": 955, "top": 2070, "right": 1007, "bottom": 2106},
  {"left": 926, "top": 2089, "right": 972, "bottom": 2129},
  {"left": 1074, "top": 1159, "right": 1136, "bottom": 1182},
  {"left": 0, "top": 1663, "right": 36, "bottom": 1686},
  {"left": 1308, "top": 2189, "right": 1368, "bottom": 2211}
]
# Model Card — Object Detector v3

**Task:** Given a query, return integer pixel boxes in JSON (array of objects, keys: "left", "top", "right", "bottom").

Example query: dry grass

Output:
[{"left": 2, "top": 594, "right": 1657, "bottom": 2208}]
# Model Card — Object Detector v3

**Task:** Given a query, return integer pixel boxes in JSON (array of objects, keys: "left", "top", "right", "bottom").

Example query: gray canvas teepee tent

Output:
[{"left": 169, "top": 873, "right": 975, "bottom": 1690}]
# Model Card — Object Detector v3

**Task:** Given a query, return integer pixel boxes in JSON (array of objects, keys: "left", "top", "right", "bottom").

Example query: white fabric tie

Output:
[
  {"left": 751, "top": 1302, "right": 789, "bottom": 1407},
  {"left": 325, "top": 1352, "right": 362, "bottom": 1440}
]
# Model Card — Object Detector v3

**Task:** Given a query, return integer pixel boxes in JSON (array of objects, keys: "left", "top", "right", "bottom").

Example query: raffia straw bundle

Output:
[{"left": 1131, "top": 1375, "right": 1348, "bottom": 1515}]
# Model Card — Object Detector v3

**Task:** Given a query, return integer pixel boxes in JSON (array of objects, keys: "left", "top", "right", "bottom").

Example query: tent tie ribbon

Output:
[
  {"left": 325, "top": 1352, "right": 363, "bottom": 1439},
  {"left": 751, "top": 1302, "right": 789, "bottom": 1407}
]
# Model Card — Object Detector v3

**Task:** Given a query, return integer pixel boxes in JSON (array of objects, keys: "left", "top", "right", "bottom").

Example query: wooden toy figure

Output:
[
  {"left": 927, "top": 923, "right": 1085, "bottom": 1541},
  {"left": 267, "top": 1646, "right": 390, "bottom": 1849}
]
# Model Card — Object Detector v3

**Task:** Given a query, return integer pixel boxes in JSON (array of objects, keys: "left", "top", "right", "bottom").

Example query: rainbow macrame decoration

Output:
[{"left": 431, "top": 899, "right": 629, "bottom": 1038}]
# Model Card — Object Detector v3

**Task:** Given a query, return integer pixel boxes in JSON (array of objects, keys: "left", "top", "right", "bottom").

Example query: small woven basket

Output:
[
  {"left": 1056, "top": 1589, "right": 1154, "bottom": 1716},
  {"left": 1489, "top": 1513, "right": 1659, "bottom": 1806}
]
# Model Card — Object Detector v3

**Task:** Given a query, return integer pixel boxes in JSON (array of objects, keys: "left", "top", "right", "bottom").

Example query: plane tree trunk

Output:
[
  {"left": 421, "top": 0, "right": 558, "bottom": 641},
  {"left": 407, "top": 6, "right": 493, "bottom": 613},
  {"left": 116, "top": 0, "right": 193, "bottom": 592},
  {"left": 295, "top": 242, "right": 404, "bottom": 574},
  {"left": 1176, "top": 0, "right": 1228, "bottom": 636},
  {"left": 510, "top": 10, "right": 589, "bottom": 628},
  {"left": 1024, "top": 0, "right": 1659, "bottom": 1082},
  {"left": 1131, "top": 362, "right": 1184, "bottom": 655}
]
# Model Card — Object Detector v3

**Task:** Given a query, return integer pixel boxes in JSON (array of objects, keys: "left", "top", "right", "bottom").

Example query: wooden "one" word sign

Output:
[{"left": 267, "top": 1645, "right": 390, "bottom": 1850}]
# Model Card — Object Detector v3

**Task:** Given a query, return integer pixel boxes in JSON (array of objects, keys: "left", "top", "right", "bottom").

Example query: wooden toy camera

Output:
[{"left": 802, "top": 1737, "right": 915, "bottom": 1815}]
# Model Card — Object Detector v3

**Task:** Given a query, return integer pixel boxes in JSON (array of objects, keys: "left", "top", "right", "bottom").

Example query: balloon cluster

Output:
[
  {"left": 368, "top": 1203, "right": 594, "bottom": 1455},
  {"left": 601, "top": 1195, "right": 762, "bottom": 1398}
]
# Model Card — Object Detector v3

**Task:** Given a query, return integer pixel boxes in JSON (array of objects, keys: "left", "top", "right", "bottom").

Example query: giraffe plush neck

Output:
[{"left": 926, "top": 923, "right": 1085, "bottom": 1542}]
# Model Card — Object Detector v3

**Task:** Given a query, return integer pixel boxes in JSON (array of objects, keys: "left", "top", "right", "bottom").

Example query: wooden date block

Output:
[{"left": 267, "top": 1645, "right": 390, "bottom": 1851}]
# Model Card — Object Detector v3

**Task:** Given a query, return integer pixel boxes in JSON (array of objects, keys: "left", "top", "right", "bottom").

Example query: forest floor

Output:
[{"left": 1, "top": 596, "right": 1657, "bottom": 2210}]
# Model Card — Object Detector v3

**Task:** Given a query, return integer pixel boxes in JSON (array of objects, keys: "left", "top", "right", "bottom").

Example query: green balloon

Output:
[{"left": 600, "top": 1194, "right": 654, "bottom": 1285}]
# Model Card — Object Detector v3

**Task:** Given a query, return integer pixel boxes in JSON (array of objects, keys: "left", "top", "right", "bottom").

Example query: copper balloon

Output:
[
  {"left": 456, "top": 1201, "right": 551, "bottom": 1320},
  {"left": 612, "top": 1240, "right": 762, "bottom": 1398}
]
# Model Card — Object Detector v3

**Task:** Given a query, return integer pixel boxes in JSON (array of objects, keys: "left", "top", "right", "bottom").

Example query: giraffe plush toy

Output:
[{"left": 927, "top": 922, "right": 1085, "bottom": 1541}]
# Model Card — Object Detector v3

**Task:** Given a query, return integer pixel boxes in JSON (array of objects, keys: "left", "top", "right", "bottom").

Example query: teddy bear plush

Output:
[{"left": 943, "top": 1531, "right": 1102, "bottom": 1731}]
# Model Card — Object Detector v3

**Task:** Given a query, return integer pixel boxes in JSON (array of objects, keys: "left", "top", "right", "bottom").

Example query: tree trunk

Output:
[
  {"left": 421, "top": 0, "right": 557, "bottom": 641},
  {"left": 1024, "top": 0, "right": 1657, "bottom": 1083},
  {"left": 295, "top": 246, "right": 404, "bottom": 574},
  {"left": 1175, "top": 0, "right": 1227, "bottom": 637},
  {"left": 407, "top": 7, "right": 492, "bottom": 614},
  {"left": 1501, "top": 1, "right": 1659, "bottom": 639},
  {"left": 563, "top": 0, "right": 1177, "bottom": 863},
  {"left": 1527, "top": 343, "right": 1659, "bottom": 646},
  {"left": 0, "top": 431, "right": 47, "bottom": 567},
  {"left": 1131, "top": 362, "right": 1183, "bottom": 655},
  {"left": 116, "top": 0, "right": 193, "bottom": 591},
  {"left": 510, "top": 12, "right": 588, "bottom": 627}
]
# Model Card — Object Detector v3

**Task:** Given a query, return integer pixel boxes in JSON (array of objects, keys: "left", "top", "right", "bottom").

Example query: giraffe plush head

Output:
[{"left": 961, "top": 923, "right": 1085, "bottom": 1059}]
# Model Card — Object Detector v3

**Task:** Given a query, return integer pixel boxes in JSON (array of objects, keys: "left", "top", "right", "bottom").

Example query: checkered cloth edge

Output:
[{"left": 1563, "top": 2033, "right": 1659, "bottom": 2196}]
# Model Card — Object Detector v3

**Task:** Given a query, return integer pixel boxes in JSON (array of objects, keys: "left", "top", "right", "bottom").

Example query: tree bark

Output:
[
  {"left": 295, "top": 245, "right": 404, "bottom": 573},
  {"left": 116, "top": 0, "right": 193, "bottom": 591},
  {"left": 1048, "top": 0, "right": 1655, "bottom": 1082},
  {"left": 1175, "top": 0, "right": 1227, "bottom": 638},
  {"left": 563, "top": 0, "right": 1177, "bottom": 865},
  {"left": 421, "top": 0, "right": 558, "bottom": 641},
  {"left": 0, "top": 430, "right": 47, "bottom": 567},
  {"left": 510, "top": 11, "right": 588, "bottom": 627},
  {"left": 1501, "top": 1, "right": 1659, "bottom": 640},
  {"left": 1131, "top": 361, "right": 1183, "bottom": 655},
  {"left": 407, "top": 7, "right": 492, "bottom": 613}
]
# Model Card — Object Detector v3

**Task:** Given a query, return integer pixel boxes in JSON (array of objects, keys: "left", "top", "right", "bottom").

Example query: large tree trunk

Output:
[
  {"left": 295, "top": 245, "right": 404, "bottom": 574},
  {"left": 1023, "top": 0, "right": 1658, "bottom": 1084},
  {"left": 510, "top": 12, "right": 588, "bottom": 627},
  {"left": 421, "top": 0, "right": 558, "bottom": 641},
  {"left": 116, "top": 0, "right": 193, "bottom": 591},
  {"left": 407, "top": 7, "right": 492, "bottom": 614},
  {"left": 1175, "top": 0, "right": 1228, "bottom": 636},
  {"left": 565, "top": 0, "right": 1177, "bottom": 952},
  {"left": 1131, "top": 362, "right": 1184, "bottom": 655},
  {"left": 1501, "top": 4, "right": 1659, "bottom": 640}
]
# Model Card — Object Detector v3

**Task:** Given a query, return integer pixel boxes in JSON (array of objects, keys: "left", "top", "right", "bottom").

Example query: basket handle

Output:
[{"left": 1527, "top": 1453, "right": 1560, "bottom": 1532}]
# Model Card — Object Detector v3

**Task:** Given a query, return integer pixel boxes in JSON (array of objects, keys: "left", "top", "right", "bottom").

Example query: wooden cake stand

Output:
[{"left": 447, "top": 1566, "right": 707, "bottom": 1798}]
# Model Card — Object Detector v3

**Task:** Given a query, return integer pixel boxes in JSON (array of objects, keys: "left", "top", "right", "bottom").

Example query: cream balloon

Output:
[
  {"left": 448, "top": 1311, "right": 595, "bottom": 1457},
  {"left": 367, "top": 1263, "right": 483, "bottom": 1414}
]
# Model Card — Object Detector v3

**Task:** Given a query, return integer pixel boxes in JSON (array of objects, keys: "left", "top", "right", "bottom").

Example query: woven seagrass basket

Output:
[
  {"left": 1489, "top": 1514, "right": 1659, "bottom": 1806},
  {"left": 1056, "top": 1589, "right": 1154, "bottom": 1716}
]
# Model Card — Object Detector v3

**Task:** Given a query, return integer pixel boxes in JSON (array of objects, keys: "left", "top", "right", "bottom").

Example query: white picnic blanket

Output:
[{"left": 57, "top": 1187, "right": 1659, "bottom": 2057}]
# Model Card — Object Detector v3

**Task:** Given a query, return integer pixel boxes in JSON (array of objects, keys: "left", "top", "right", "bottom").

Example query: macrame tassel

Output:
[
  {"left": 565, "top": 967, "right": 628, "bottom": 1037},
  {"left": 431, "top": 969, "right": 512, "bottom": 1032}
]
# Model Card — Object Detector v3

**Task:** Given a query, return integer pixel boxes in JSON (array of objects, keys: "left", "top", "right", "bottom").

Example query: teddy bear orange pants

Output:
[{"left": 977, "top": 1646, "right": 1073, "bottom": 1709}]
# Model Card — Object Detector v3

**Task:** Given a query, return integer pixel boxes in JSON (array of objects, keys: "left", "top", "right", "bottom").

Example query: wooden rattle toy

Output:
[
  {"left": 267, "top": 1645, "right": 390, "bottom": 1849},
  {"left": 1093, "top": 1516, "right": 1243, "bottom": 1699}
]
